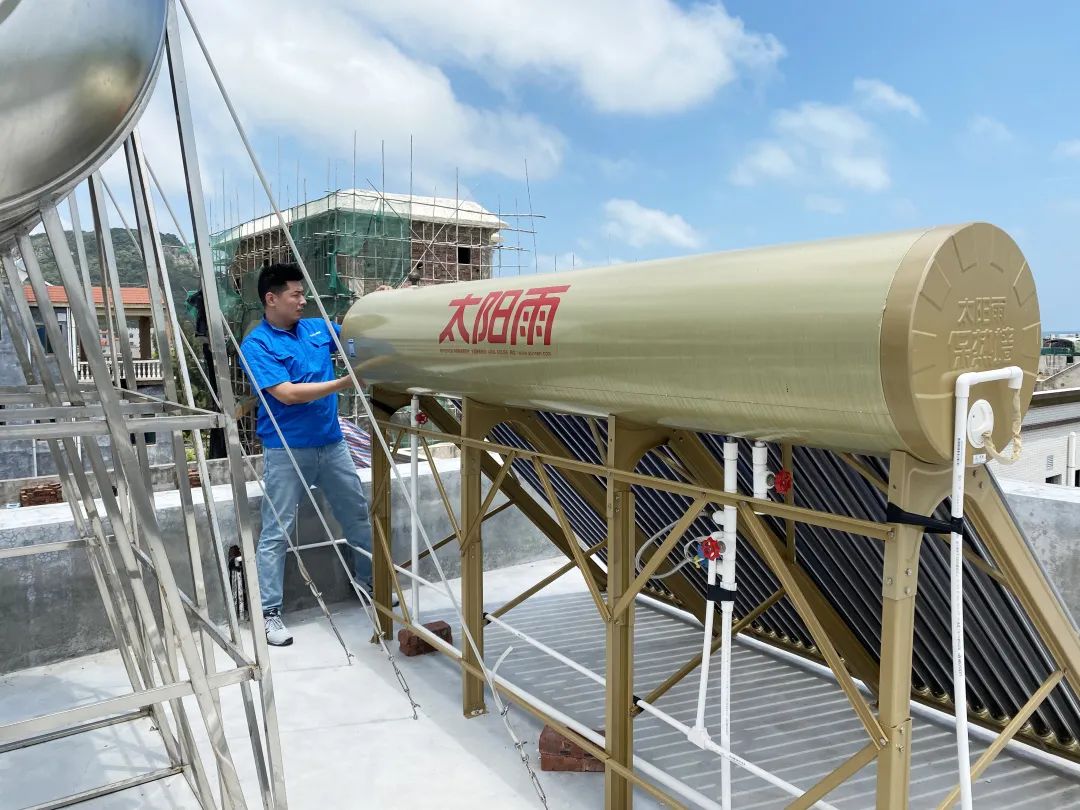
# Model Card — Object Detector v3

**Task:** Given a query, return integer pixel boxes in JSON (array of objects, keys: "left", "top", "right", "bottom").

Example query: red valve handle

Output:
[
  {"left": 416, "top": 411, "right": 429, "bottom": 425},
  {"left": 774, "top": 468, "right": 793, "bottom": 495},
  {"left": 700, "top": 536, "right": 722, "bottom": 561}
]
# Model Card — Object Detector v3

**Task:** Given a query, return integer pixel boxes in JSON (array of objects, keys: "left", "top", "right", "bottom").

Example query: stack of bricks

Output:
[
  {"left": 538, "top": 725, "right": 604, "bottom": 772},
  {"left": 19, "top": 481, "right": 63, "bottom": 507},
  {"left": 188, "top": 469, "right": 202, "bottom": 489}
]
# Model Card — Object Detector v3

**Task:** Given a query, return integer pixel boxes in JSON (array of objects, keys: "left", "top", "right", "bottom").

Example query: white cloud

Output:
[
  {"left": 164, "top": 0, "right": 565, "bottom": 189},
  {"left": 1054, "top": 139, "right": 1080, "bottom": 159},
  {"left": 804, "top": 194, "right": 845, "bottom": 214},
  {"left": 732, "top": 102, "right": 890, "bottom": 192},
  {"left": 853, "top": 78, "right": 922, "bottom": 118},
  {"left": 826, "top": 154, "right": 889, "bottom": 192},
  {"left": 356, "top": 0, "right": 784, "bottom": 114},
  {"left": 968, "top": 115, "right": 1013, "bottom": 143},
  {"left": 730, "top": 143, "right": 798, "bottom": 186},
  {"left": 602, "top": 199, "right": 701, "bottom": 249},
  {"left": 775, "top": 103, "right": 873, "bottom": 151}
]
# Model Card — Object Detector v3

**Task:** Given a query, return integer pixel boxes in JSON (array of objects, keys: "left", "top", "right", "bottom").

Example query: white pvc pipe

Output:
[
  {"left": 405, "top": 619, "right": 725, "bottom": 810},
  {"left": 409, "top": 395, "right": 420, "bottom": 621},
  {"left": 461, "top": 617, "right": 826, "bottom": 807},
  {"left": 720, "top": 439, "right": 738, "bottom": 810},
  {"left": 634, "top": 698, "right": 836, "bottom": 809},
  {"left": 1067, "top": 432, "right": 1077, "bottom": 488},
  {"left": 690, "top": 553, "right": 718, "bottom": 746},
  {"left": 642, "top": 591, "right": 1080, "bottom": 784},
  {"left": 752, "top": 440, "right": 768, "bottom": 501},
  {"left": 483, "top": 580, "right": 826, "bottom": 806},
  {"left": 363, "top": 542, "right": 835, "bottom": 809},
  {"left": 950, "top": 365, "right": 1024, "bottom": 810},
  {"left": 485, "top": 614, "right": 605, "bottom": 687}
]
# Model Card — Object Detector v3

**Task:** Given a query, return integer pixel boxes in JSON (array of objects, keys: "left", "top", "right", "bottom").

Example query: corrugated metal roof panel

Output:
[
  {"left": 1024, "top": 400, "right": 1080, "bottom": 428},
  {"left": 485, "top": 412, "right": 1080, "bottom": 758},
  {"left": 482, "top": 591, "right": 1080, "bottom": 808}
]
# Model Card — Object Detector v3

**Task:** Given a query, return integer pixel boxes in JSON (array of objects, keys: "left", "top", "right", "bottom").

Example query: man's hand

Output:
[{"left": 266, "top": 376, "right": 359, "bottom": 405}]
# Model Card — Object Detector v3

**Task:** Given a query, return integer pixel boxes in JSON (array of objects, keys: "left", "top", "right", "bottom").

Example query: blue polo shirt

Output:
[{"left": 240, "top": 317, "right": 344, "bottom": 449}]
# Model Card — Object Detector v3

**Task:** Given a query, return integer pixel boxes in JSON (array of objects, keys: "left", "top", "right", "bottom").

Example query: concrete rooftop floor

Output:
[{"left": 2, "top": 557, "right": 1080, "bottom": 809}]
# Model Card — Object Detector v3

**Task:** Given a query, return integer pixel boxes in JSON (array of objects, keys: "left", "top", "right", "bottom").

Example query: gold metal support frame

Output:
[{"left": 362, "top": 393, "right": 1080, "bottom": 809}]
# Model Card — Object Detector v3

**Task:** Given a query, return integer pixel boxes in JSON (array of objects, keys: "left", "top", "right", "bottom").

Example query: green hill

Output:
[{"left": 29, "top": 228, "right": 202, "bottom": 315}]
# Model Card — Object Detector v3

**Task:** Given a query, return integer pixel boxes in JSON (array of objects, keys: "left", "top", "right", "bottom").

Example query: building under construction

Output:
[{"left": 211, "top": 189, "right": 506, "bottom": 451}]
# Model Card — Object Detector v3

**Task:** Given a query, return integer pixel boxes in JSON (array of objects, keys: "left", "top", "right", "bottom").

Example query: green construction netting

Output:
[{"left": 210, "top": 203, "right": 411, "bottom": 338}]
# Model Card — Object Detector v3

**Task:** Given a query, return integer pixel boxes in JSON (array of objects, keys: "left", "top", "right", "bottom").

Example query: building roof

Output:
[
  {"left": 23, "top": 285, "right": 154, "bottom": 309},
  {"left": 215, "top": 189, "right": 507, "bottom": 243}
]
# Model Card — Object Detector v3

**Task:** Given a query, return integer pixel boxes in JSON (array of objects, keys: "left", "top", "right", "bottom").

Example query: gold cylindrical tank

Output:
[{"left": 342, "top": 223, "right": 1040, "bottom": 463}]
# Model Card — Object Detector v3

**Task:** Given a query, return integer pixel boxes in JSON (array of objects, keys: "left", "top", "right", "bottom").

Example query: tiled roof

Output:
[{"left": 23, "top": 285, "right": 154, "bottom": 308}]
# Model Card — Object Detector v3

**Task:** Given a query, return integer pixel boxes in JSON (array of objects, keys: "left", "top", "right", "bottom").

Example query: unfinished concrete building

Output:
[{"left": 211, "top": 190, "right": 505, "bottom": 452}]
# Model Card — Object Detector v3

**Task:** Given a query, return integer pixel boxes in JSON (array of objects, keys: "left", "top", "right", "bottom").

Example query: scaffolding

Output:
[{"left": 211, "top": 188, "right": 514, "bottom": 453}]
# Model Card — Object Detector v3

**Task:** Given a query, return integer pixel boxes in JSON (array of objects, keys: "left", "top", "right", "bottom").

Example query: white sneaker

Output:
[{"left": 264, "top": 610, "right": 293, "bottom": 646}]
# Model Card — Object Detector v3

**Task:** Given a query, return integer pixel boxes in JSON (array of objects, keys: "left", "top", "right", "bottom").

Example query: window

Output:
[
  {"left": 1047, "top": 474, "right": 1062, "bottom": 485},
  {"left": 457, "top": 246, "right": 472, "bottom": 265},
  {"left": 35, "top": 325, "right": 52, "bottom": 354}
]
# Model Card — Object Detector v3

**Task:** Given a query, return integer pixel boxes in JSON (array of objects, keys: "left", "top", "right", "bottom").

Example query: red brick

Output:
[
  {"left": 538, "top": 725, "right": 603, "bottom": 772},
  {"left": 540, "top": 752, "right": 604, "bottom": 772},
  {"left": 398, "top": 620, "right": 453, "bottom": 656},
  {"left": 19, "top": 482, "right": 63, "bottom": 507}
]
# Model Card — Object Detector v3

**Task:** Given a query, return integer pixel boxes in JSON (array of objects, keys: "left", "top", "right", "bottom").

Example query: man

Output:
[{"left": 240, "top": 262, "right": 378, "bottom": 646}]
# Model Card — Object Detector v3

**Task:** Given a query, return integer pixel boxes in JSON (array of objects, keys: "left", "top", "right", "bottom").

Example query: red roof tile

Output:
[{"left": 23, "top": 285, "right": 155, "bottom": 308}]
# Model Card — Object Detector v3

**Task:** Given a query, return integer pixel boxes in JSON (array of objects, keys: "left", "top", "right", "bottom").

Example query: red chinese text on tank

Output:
[{"left": 439, "top": 285, "right": 570, "bottom": 346}]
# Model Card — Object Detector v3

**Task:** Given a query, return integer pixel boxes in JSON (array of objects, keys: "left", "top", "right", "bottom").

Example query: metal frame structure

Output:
[
  {"left": 5, "top": 3, "right": 1073, "bottom": 808},
  {"left": 359, "top": 390, "right": 1080, "bottom": 809},
  {"left": 0, "top": 3, "right": 286, "bottom": 807}
]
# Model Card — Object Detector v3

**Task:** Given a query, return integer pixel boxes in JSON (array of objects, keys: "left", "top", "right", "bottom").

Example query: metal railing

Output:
[{"left": 76, "top": 358, "right": 163, "bottom": 383}]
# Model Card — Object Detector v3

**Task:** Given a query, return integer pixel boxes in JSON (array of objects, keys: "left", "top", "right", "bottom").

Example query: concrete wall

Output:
[
  {"left": 998, "top": 478, "right": 1080, "bottom": 625},
  {"left": 5, "top": 456, "right": 1080, "bottom": 676},
  {"left": 1040, "top": 353, "right": 1080, "bottom": 379},
  {"left": 0, "top": 458, "right": 556, "bottom": 673},
  {"left": 0, "top": 455, "right": 263, "bottom": 505},
  {"left": 1038, "top": 361, "right": 1080, "bottom": 391}
]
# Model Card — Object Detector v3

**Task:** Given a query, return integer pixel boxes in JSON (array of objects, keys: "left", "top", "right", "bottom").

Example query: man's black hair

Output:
[{"left": 257, "top": 263, "right": 305, "bottom": 306}]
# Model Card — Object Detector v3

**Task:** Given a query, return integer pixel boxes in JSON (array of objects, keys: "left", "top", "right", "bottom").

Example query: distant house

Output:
[
  {"left": 20, "top": 285, "right": 166, "bottom": 383},
  {"left": 1038, "top": 336, "right": 1080, "bottom": 391},
  {"left": 989, "top": 388, "right": 1080, "bottom": 488},
  {"left": 0, "top": 284, "right": 171, "bottom": 483}
]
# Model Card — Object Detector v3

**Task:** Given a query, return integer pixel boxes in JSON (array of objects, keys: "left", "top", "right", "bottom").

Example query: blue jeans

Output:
[{"left": 256, "top": 440, "right": 372, "bottom": 613}]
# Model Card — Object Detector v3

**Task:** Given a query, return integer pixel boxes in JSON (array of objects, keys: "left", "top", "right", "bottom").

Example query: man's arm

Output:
[{"left": 266, "top": 377, "right": 353, "bottom": 405}]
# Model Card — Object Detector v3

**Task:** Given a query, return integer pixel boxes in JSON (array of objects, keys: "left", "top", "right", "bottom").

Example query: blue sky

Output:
[{"left": 114, "top": 0, "right": 1080, "bottom": 328}]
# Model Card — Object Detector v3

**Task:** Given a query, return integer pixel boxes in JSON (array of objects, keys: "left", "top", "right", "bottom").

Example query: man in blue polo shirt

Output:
[{"left": 240, "top": 262, "right": 374, "bottom": 646}]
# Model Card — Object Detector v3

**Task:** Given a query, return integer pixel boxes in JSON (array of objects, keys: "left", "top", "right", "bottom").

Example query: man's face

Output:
[{"left": 266, "top": 280, "right": 306, "bottom": 324}]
